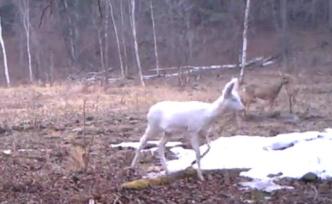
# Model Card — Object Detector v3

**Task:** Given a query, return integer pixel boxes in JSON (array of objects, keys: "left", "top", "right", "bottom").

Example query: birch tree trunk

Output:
[
  {"left": 108, "top": 0, "right": 124, "bottom": 78},
  {"left": 150, "top": 0, "right": 160, "bottom": 76},
  {"left": 120, "top": 0, "right": 129, "bottom": 77},
  {"left": 103, "top": 0, "right": 109, "bottom": 71},
  {"left": 131, "top": 0, "right": 145, "bottom": 86},
  {"left": 0, "top": 17, "right": 10, "bottom": 87},
  {"left": 239, "top": 0, "right": 251, "bottom": 84},
  {"left": 21, "top": 0, "right": 33, "bottom": 83},
  {"left": 104, "top": 0, "right": 109, "bottom": 69}
]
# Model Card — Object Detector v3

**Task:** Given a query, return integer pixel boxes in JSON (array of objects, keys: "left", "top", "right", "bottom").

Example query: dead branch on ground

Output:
[
  {"left": 144, "top": 55, "right": 277, "bottom": 80},
  {"left": 121, "top": 167, "right": 198, "bottom": 190}
]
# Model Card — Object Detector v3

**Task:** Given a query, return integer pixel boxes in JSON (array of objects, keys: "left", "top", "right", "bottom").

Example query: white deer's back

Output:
[{"left": 148, "top": 101, "right": 212, "bottom": 132}]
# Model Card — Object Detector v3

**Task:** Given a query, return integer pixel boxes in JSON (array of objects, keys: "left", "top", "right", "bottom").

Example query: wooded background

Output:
[{"left": 0, "top": 0, "right": 331, "bottom": 85}]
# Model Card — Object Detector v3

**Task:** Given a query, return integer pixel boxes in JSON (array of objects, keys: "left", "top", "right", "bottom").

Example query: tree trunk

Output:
[
  {"left": 48, "top": 51, "right": 54, "bottom": 85},
  {"left": 0, "top": 17, "right": 10, "bottom": 87},
  {"left": 150, "top": 0, "right": 160, "bottom": 76},
  {"left": 239, "top": 0, "right": 251, "bottom": 84},
  {"left": 34, "top": 45, "right": 42, "bottom": 81},
  {"left": 329, "top": 0, "right": 332, "bottom": 31},
  {"left": 185, "top": 11, "right": 194, "bottom": 65},
  {"left": 103, "top": 0, "right": 109, "bottom": 73},
  {"left": 281, "top": 0, "right": 289, "bottom": 71},
  {"left": 19, "top": 32, "right": 25, "bottom": 72},
  {"left": 22, "top": 0, "right": 33, "bottom": 83},
  {"left": 26, "top": 14, "right": 33, "bottom": 83},
  {"left": 63, "top": 0, "right": 78, "bottom": 66},
  {"left": 120, "top": 0, "right": 129, "bottom": 77},
  {"left": 108, "top": 0, "right": 124, "bottom": 78},
  {"left": 97, "top": 29, "right": 105, "bottom": 73},
  {"left": 310, "top": 0, "right": 317, "bottom": 27},
  {"left": 270, "top": 0, "right": 280, "bottom": 32},
  {"left": 131, "top": 0, "right": 145, "bottom": 86}
]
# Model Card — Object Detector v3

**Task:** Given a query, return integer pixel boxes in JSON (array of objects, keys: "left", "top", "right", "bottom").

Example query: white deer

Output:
[{"left": 131, "top": 78, "right": 244, "bottom": 180}]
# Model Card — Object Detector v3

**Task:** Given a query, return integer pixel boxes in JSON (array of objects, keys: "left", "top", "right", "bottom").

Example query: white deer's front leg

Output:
[
  {"left": 131, "top": 125, "right": 154, "bottom": 167},
  {"left": 190, "top": 132, "right": 204, "bottom": 181}
]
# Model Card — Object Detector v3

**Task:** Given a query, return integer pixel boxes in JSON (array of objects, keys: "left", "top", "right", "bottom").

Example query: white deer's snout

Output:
[
  {"left": 230, "top": 94, "right": 245, "bottom": 111},
  {"left": 238, "top": 99, "right": 245, "bottom": 111},
  {"left": 235, "top": 102, "right": 245, "bottom": 111}
]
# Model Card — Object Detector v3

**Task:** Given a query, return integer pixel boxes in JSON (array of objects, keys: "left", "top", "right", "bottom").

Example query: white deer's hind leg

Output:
[
  {"left": 131, "top": 125, "right": 155, "bottom": 167},
  {"left": 158, "top": 132, "right": 169, "bottom": 173},
  {"left": 191, "top": 133, "right": 204, "bottom": 181}
]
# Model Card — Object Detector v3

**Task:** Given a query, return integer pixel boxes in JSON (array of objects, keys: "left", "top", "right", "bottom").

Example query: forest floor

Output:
[{"left": 0, "top": 68, "right": 332, "bottom": 203}]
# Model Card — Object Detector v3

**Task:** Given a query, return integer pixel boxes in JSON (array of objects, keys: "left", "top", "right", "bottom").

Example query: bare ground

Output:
[{"left": 0, "top": 69, "right": 332, "bottom": 203}]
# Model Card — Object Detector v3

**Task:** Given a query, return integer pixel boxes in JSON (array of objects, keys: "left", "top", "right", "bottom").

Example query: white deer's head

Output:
[{"left": 222, "top": 78, "right": 245, "bottom": 111}]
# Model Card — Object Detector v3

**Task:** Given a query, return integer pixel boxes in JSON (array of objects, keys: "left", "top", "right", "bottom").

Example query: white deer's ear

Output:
[
  {"left": 231, "top": 78, "right": 239, "bottom": 91},
  {"left": 223, "top": 79, "right": 235, "bottom": 97}
]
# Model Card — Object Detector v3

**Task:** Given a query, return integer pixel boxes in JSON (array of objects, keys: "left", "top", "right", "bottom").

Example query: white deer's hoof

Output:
[{"left": 197, "top": 173, "right": 205, "bottom": 181}]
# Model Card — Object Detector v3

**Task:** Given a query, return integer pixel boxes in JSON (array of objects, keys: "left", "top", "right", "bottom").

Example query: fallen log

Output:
[
  {"left": 121, "top": 167, "right": 198, "bottom": 190},
  {"left": 144, "top": 55, "right": 277, "bottom": 80}
]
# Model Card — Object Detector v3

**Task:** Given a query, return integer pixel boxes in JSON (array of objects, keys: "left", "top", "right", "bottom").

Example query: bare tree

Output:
[
  {"left": 281, "top": 0, "right": 289, "bottom": 71},
  {"left": 310, "top": 0, "right": 317, "bottom": 26},
  {"left": 97, "top": 29, "right": 105, "bottom": 71},
  {"left": 239, "top": 0, "right": 251, "bottom": 83},
  {"left": 329, "top": 0, "right": 332, "bottom": 31},
  {"left": 131, "top": 0, "right": 145, "bottom": 86},
  {"left": 0, "top": 17, "right": 10, "bottom": 87},
  {"left": 108, "top": 0, "right": 124, "bottom": 78},
  {"left": 120, "top": 0, "right": 129, "bottom": 77},
  {"left": 92, "top": 3, "right": 105, "bottom": 73},
  {"left": 185, "top": 12, "right": 194, "bottom": 65},
  {"left": 20, "top": 0, "right": 33, "bottom": 82},
  {"left": 150, "top": 0, "right": 160, "bottom": 76},
  {"left": 63, "top": 0, "right": 78, "bottom": 66},
  {"left": 103, "top": 0, "right": 109, "bottom": 73},
  {"left": 48, "top": 51, "right": 54, "bottom": 85}
]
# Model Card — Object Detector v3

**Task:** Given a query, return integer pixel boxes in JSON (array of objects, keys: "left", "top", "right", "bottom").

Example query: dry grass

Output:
[
  {"left": 0, "top": 70, "right": 331, "bottom": 204},
  {"left": 0, "top": 82, "right": 221, "bottom": 128},
  {"left": 0, "top": 69, "right": 331, "bottom": 134}
]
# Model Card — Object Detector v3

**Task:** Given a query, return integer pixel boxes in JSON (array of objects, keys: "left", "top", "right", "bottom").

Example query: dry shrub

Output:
[{"left": 67, "top": 144, "right": 88, "bottom": 172}]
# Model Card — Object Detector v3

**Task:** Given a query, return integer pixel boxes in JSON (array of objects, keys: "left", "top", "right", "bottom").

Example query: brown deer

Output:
[
  {"left": 284, "top": 80, "right": 299, "bottom": 113},
  {"left": 239, "top": 75, "right": 290, "bottom": 115}
]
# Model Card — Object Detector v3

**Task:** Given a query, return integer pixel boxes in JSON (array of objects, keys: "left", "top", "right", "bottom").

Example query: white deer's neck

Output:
[{"left": 208, "top": 95, "right": 227, "bottom": 121}]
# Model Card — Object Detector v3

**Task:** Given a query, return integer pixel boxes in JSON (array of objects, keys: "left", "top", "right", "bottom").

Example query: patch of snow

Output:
[
  {"left": 112, "top": 128, "right": 332, "bottom": 192},
  {"left": 2, "top": 149, "right": 11, "bottom": 155},
  {"left": 17, "top": 149, "right": 48, "bottom": 152},
  {"left": 240, "top": 179, "right": 293, "bottom": 192}
]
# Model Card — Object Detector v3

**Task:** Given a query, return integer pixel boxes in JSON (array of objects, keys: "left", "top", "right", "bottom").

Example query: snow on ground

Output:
[{"left": 112, "top": 128, "right": 332, "bottom": 192}]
